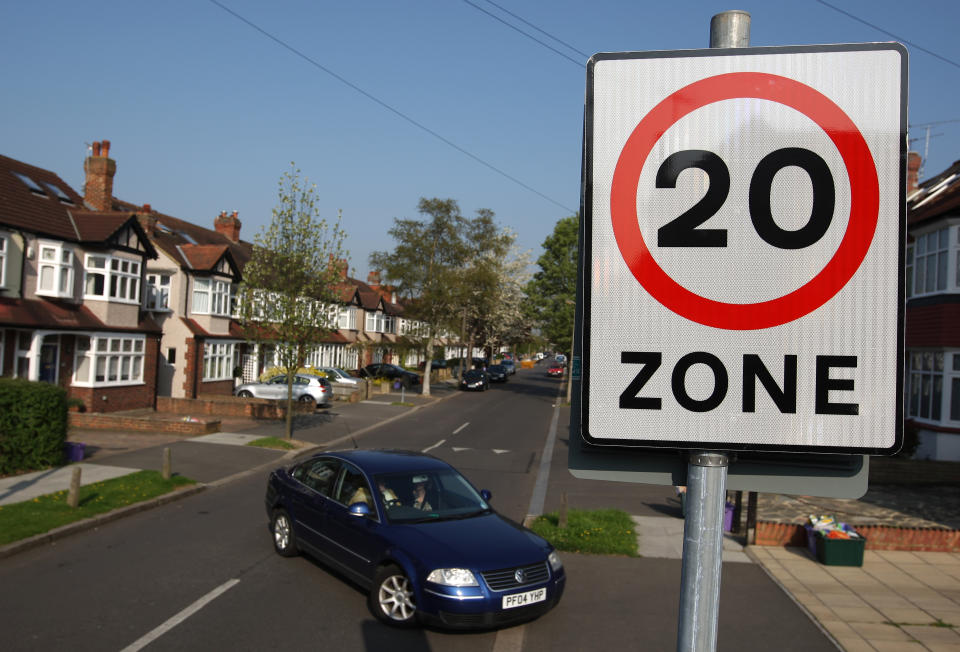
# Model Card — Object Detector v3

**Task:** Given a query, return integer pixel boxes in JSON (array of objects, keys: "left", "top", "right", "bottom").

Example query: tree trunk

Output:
[
  {"left": 422, "top": 338, "right": 434, "bottom": 396},
  {"left": 285, "top": 372, "right": 294, "bottom": 439}
]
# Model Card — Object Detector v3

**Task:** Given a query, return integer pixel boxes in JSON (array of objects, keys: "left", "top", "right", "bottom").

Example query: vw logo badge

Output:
[{"left": 514, "top": 569, "right": 525, "bottom": 584}]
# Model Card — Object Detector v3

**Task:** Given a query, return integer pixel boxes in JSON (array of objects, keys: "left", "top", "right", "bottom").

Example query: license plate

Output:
[{"left": 502, "top": 587, "right": 546, "bottom": 609}]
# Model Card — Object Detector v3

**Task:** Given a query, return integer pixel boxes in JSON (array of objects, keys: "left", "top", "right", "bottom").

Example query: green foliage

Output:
[
  {"left": 529, "top": 508, "right": 637, "bottom": 557},
  {"left": 525, "top": 213, "right": 579, "bottom": 354},
  {"left": 247, "top": 437, "right": 297, "bottom": 450},
  {"left": 0, "top": 378, "right": 68, "bottom": 475},
  {"left": 236, "top": 164, "right": 348, "bottom": 438},
  {"left": 0, "top": 470, "right": 194, "bottom": 545}
]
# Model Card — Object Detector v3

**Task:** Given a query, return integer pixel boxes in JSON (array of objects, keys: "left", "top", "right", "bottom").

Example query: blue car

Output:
[{"left": 264, "top": 450, "right": 565, "bottom": 628}]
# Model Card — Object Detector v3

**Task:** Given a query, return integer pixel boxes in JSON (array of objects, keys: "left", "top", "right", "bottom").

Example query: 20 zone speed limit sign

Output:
[{"left": 581, "top": 43, "right": 906, "bottom": 454}]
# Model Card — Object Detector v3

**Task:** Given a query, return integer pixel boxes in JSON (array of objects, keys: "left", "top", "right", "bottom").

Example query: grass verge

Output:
[
  {"left": 529, "top": 508, "right": 638, "bottom": 557},
  {"left": 247, "top": 436, "right": 298, "bottom": 450},
  {"left": 0, "top": 470, "right": 194, "bottom": 545}
]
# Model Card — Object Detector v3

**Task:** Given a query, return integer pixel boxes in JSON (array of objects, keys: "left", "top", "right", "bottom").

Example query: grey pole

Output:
[{"left": 676, "top": 11, "right": 750, "bottom": 652}]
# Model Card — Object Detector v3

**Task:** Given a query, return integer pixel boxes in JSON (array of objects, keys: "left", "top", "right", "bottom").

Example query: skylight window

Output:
[
  {"left": 179, "top": 231, "right": 198, "bottom": 245},
  {"left": 13, "top": 172, "right": 46, "bottom": 195},
  {"left": 43, "top": 182, "right": 74, "bottom": 204}
]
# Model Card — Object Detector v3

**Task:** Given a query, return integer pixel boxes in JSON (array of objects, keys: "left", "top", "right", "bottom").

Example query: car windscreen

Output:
[{"left": 374, "top": 469, "right": 489, "bottom": 524}]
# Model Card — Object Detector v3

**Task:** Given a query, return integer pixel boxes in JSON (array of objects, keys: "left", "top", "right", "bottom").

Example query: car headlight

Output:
[
  {"left": 427, "top": 568, "right": 479, "bottom": 587},
  {"left": 548, "top": 550, "right": 563, "bottom": 572}
]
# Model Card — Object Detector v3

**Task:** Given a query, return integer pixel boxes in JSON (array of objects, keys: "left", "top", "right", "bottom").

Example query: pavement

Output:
[{"left": 2, "top": 379, "right": 959, "bottom": 651}]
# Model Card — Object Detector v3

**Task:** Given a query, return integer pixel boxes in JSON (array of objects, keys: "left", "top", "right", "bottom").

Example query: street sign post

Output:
[{"left": 582, "top": 43, "right": 907, "bottom": 455}]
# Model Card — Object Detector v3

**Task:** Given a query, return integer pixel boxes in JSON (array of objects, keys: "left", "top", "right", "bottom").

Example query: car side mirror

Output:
[
  {"left": 480, "top": 489, "right": 492, "bottom": 502},
  {"left": 349, "top": 502, "right": 372, "bottom": 517}
]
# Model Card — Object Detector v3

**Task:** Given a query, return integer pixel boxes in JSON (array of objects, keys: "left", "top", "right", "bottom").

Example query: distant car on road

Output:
[
  {"left": 235, "top": 373, "right": 332, "bottom": 407},
  {"left": 312, "top": 366, "right": 362, "bottom": 387},
  {"left": 500, "top": 359, "right": 516, "bottom": 375},
  {"left": 486, "top": 364, "right": 508, "bottom": 383},
  {"left": 264, "top": 450, "right": 565, "bottom": 628},
  {"left": 460, "top": 369, "right": 490, "bottom": 391},
  {"left": 546, "top": 364, "right": 564, "bottom": 378}
]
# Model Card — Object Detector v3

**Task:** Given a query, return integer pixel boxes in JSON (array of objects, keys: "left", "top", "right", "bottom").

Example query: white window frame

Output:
[
  {"left": 907, "top": 226, "right": 952, "bottom": 299},
  {"left": 72, "top": 334, "right": 146, "bottom": 387},
  {"left": 146, "top": 272, "right": 172, "bottom": 311},
  {"left": 366, "top": 311, "right": 387, "bottom": 333},
  {"left": 36, "top": 240, "right": 74, "bottom": 298},
  {"left": 338, "top": 306, "right": 357, "bottom": 330},
  {"left": 192, "top": 277, "right": 233, "bottom": 316},
  {"left": 0, "top": 233, "right": 7, "bottom": 288},
  {"left": 203, "top": 340, "right": 240, "bottom": 381},
  {"left": 83, "top": 254, "right": 141, "bottom": 303}
]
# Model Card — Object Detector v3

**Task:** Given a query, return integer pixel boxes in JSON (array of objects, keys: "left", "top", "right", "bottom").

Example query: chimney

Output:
[
  {"left": 137, "top": 205, "right": 157, "bottom": 235},
  {"left": 83, "top": 139, "right": 116, "bottom": 211},
  {"left": 907, "top": 151, "right": 922, "bottom": 193},
  {"left": 214, "top": 210, "right": 242, "bottom": 242},
  {"left": 367, "top": 270, "right": 381, "bottom": 289}
]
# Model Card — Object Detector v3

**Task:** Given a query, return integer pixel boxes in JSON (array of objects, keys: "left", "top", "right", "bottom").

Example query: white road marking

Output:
[
  {"left": 120, "top": 578, "right": 240, "bottom": 652},
  {"left": 492, "top": 449, "right": 510, "bottom": 455},
  {"left": 422, "top": 439, "right": 445, "bottom": 453},
  {"left": 452, "top": 422, "right": 469, "bottom": 434},
  {"left": 451, "top": 447, "right": 472, "bottom": 452}
]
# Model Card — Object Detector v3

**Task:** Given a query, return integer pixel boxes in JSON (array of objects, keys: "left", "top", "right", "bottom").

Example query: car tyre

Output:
[
  {"left": 271, "top": 509, "right": 299, "bottom": 558},
  {"left": 298, "top": 394, "right": 314, "bottom": 404},
  {"left": 238, "top": 390, "right": 253, "bottom": 398},
  {"left": 370, "top": 564, "right": 417, "bottom": 627}
]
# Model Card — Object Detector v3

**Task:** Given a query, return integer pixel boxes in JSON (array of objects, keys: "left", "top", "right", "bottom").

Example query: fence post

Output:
[
  {"left": 162, "top": 447, "right": 172, "bottom": 480},
  {"left": 67, "top": 466, "right": 81, "bottom": 508}
]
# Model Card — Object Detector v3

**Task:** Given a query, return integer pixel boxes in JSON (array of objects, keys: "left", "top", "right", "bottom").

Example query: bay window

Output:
[
  {"left": 203, "top": 341, "right": 239, "bottom": 381},
  {"left": 84, "top": 254, "right": 141, "bottom": 303},
  {"left": 193, "top": 278, "right": 233, "bottom": 316},
  {"left": 73, "top": 335, "right": 145, "bottom": 386},
  {"left": 0, "top": 234, "right": 6, "bottom": 287},
  {"left": 338, "top": 306, "right": 357, "bottom": 330}
]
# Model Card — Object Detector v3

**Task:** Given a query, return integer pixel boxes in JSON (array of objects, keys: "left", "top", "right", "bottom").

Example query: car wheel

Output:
[
  {"left": 298, "top": 394, "right": 314, "bottom": 404},
  {"left": 238, "top": 390, "right": 253, "bottom": 398},
  {"left": 271, "top": 509, "right": 298, "bottom": 557},
  {"left": 370, "top": 564, "right": 417, "bottom": 626}
]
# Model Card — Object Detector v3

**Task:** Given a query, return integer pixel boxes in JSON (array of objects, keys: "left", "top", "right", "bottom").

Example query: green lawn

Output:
[
  {"left": 247, "top": 436, "right": 297, "bottom": 450},
  {"left": 529, "top": 508, "right": 638, "bottom": 557},
  {"left": 0, "top": 470, "right": 194, "bottom": 545}
]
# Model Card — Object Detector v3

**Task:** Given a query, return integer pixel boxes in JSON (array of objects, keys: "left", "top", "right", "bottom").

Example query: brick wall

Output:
[
  {"left": 755, "top": 521, "right": 960, "bottom": 552},
  {"left": 158, "top": 395, "right": 314, "bottom": 419},
  {"left": 68, "top": 412, "right": 218, "bottom": 435}
]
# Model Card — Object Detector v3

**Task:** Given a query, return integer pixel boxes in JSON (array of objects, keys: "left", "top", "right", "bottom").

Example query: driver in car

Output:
[{"left": 412, "top": 481, "right": 432, "bottom": 511}]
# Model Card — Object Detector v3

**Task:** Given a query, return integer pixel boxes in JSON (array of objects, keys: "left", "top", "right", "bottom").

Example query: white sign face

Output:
[{"left": 582, "top": 44, "right": 905, "bottom": 454}]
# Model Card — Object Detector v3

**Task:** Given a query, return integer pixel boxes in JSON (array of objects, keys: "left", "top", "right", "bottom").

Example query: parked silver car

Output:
[{"left": 235, "top": 374, "right": 332, "bottom": 407}]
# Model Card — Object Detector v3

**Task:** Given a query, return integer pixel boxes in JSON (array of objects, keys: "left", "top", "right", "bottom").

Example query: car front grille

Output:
[
  {"left": 480, "top": 562, "right": 549, "bottom": 591},
  {"left": 437, "top": 599, "right": 555, "bottom": 628}
]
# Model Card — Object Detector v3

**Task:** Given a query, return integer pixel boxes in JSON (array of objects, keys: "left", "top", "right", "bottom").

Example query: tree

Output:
[
  {"left": 525, "top": 213, "right": 579, "bottom": 355},
  {"left": 236, "top": 165, "right": 348, "bottom": 438},
  {"left": 370, "top": 198, "right": 467, "bottom": 396}
]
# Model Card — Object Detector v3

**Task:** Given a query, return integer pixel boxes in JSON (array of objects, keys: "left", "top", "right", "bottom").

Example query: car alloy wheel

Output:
[
  {"left": 271, "top": 509, "right": 298, "bottom": 557},
  {"left": 371, "top": 565, "right": 416, "bottom": 626},
  {"left": 238, "top": 390, "right": 253, "bottom": 398},
  {"left": 298, "top": 394, "right": 314, "bottom": 404}
]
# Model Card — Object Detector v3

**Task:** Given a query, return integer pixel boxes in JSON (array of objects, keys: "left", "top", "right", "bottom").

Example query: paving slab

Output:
[{"left": 633, "top": 515, "right": 751, "bottom": 562}]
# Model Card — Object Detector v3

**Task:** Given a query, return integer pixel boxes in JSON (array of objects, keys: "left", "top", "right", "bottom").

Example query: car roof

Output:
[{"left": 310, "top": 449, "right": 453, "bottom": 475}]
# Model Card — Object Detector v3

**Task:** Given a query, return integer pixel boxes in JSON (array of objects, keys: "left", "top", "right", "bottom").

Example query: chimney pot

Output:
[
  {"left": 102, "top": 140, "right": 110, "bottom": 158},
  {"left": 143, "top": 203, "right": 151, "bottom": 213},
  {"left": 92, "top": 141, "right": 101, "bottom": 157},
  {"left": 907, "top": 151, "right": 922, "bottom": 192},
  {"left": 84, "top": 138, "right": 116, "bottom": 211}
]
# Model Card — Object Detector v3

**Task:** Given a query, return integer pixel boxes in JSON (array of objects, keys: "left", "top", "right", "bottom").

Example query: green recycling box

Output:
[{"left": 814, "top": 531, "right": 866, "bottom": 567}]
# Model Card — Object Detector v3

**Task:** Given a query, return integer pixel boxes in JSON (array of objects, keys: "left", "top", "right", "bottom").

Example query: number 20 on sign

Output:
[{"left": 581, "top": 44, "right": 906, "bottom": 454}]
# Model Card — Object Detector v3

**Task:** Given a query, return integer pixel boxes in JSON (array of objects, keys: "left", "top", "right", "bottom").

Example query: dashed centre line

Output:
[
  {"left": 453, "top": 422, "right": 470, "bottom": 434},
  {"left": 422, "top": 439, "right": 445, "bottom": 453}
]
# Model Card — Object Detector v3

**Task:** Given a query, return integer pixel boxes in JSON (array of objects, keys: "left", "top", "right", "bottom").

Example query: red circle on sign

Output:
[{"left": 610, "top": 72, "right": 880, "bottom": 330}]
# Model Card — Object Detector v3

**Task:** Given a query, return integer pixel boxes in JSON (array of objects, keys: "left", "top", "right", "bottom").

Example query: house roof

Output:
[
  {"left": 908, "top": 159, "right": 960, "bottom": 227},
  {"left": 0, "top": 154, "right": 83, "bottom": 240},
  {"left": 113, "top": 199, "right": 252, "bottom": 273},
  {"left": 0, "top": 297, "right": 162, "bottom": 333}
]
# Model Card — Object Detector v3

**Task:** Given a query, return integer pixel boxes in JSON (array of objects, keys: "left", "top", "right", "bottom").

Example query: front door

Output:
[{"left": 39, "top": 340, "right": 59, "bottom": 384}]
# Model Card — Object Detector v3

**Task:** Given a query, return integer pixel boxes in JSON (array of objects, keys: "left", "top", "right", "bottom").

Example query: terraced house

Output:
[{"left": 0, "top": 141, "right": 438, "bottom": 412}]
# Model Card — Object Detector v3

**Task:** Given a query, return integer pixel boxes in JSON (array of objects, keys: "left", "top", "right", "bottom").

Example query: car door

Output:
[
  {"left": 262, "top": 376, "right": 289, "bottom": 400},
  {"left": 288, "top": 457, "right": 342, "bottom": 554},
  {"left": 324, "top": 462, "right": 384, "bottom": 582}
]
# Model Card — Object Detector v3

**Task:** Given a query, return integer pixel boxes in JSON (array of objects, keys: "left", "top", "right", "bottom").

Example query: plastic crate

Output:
[{"left": 814, "top": 533, "right": 866, "bottom": 566}]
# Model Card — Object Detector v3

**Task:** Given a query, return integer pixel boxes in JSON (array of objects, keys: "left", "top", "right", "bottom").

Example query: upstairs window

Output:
[
  {"left": 906, "top": 227, "right": 950, "bottom": 298},
  {"left": 338, "top": 306, "right": 357, "bottom": 330},
  {"left": 36, "top": 242, "right": 74, "bottom": 298},
  {"left": 193, "top": 278, "right": 233, "bottom": 316},
  {"left": 146, "top": 273, "right": 172, "bottom": 311},
  {"left": 0, "top": 234, "right": 6, "bottom": 287},
  {"left": 83, "top": 254, "right": 141, "bottom": 303}
]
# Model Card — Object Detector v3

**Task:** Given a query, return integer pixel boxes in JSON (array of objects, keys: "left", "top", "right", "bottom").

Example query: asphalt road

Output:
[{"left": 0, "top": 368, "right": 834, "bottom": 651}]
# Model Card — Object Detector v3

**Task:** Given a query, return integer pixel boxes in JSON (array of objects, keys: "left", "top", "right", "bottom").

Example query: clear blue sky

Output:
[{"left": 2, "top": 1, "right": 957, "bottom": 278}]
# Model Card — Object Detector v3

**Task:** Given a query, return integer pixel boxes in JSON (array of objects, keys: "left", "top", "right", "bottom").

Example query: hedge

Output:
[{"left": 0, "top": 378, "right": 68, "bottom": 475}]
